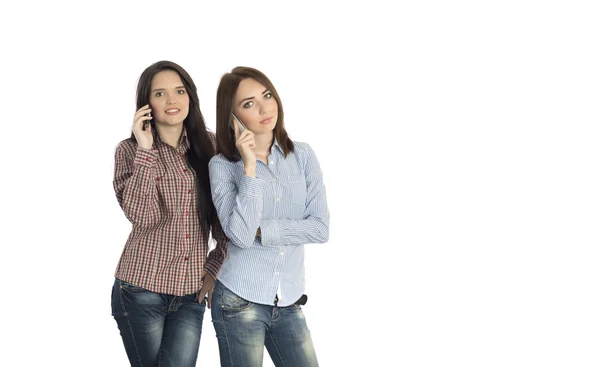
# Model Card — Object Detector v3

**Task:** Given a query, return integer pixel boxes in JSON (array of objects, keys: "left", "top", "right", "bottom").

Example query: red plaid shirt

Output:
[{"left": 113, "top": 130, "right": 227, "bottom": 296}]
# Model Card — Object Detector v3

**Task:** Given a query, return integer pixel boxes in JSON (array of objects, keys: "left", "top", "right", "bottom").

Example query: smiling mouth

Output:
[{"left": 166, "top": 109, "right": 180, "bottom": 115}]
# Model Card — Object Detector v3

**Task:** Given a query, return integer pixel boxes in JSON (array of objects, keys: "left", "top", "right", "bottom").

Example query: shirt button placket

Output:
[{"left": 183, "top": 164, "right": 192, "bottom": 265}]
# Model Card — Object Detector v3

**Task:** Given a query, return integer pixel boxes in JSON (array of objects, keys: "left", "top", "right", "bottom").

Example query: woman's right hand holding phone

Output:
[
  {"left": 234, "top": 118, "right": 256, "bottom": 177},
  {"left": 132, "top": 104, "right": 154, "bottom": 150}
]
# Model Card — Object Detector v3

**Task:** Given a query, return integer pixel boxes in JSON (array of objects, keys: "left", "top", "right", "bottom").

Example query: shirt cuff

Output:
[
  {"left": 238, "top": 174, "right": 265, "bottom": 198},
  {"left": 259, "top": 219, "right": 280, "bottom": 246},
  {"left": 203, "top": 260, "right": 221, "bottom": 280},
  {"left": 134, "top": 146, "right": 158, "bottom": 168}
]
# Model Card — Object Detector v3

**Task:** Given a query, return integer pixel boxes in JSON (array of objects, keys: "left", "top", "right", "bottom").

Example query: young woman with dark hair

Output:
[
  {"left": 111, "top": 60, "right": 228, "bottom": 367},
  {"left": 209, "top": 66, "right": 330, "bottom": 367}
]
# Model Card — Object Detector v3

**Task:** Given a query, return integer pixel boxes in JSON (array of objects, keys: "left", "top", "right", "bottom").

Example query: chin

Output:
[
  {"left": 260, "top": 125, "right": 276, "bottom": 134},
  {"left": 156, "top": 120, "right": 185, "bottom": 128}
]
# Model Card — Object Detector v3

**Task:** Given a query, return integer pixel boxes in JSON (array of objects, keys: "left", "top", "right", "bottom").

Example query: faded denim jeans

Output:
[
  {"left": 211, "top": 280, "right": 318, "bottom": 367},
  {"left": 111, "top": 278, "right": 206, "bottom": 367}
]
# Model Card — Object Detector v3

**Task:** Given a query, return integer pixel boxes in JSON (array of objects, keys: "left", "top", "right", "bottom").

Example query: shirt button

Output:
[
  {"left": 186, "top": 234, "right": 190, "bottom": 239},
  {"left": 276, "top": 198, "right": 280, "bottom": 202},
  {"left": 146, "top": 157, "right": 151, "bottom": 162},
  {"left": 156, "top": 177, "right": 160, "bottom": 181},
  {"left": 274, "top": 272, "right": 279, "bottom": 276},
  {"left": 280, "top": 252, "right": 284, "bottom": 256},
  {"left": 188, "top": 189, "right": 192, "bottom": 194},
  {"left": 184, "top": 257, "right": 188, "bottom": 261},
  {"left": 269, "top": 161, "right": 274, "bottom": 165},
  {"left": 183, "top": 169, "right": 187, "bottom": 173}
]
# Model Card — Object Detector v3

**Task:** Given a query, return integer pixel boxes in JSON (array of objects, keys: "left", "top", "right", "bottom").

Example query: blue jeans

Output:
[
  {"left": 111, "top": 278, "right": 206, "bottom": 367},
  {"left": 211, "top": 280, "right": 319, "bottom": 367}
]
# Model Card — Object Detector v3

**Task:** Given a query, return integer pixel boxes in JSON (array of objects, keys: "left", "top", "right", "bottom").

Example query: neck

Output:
[
  {"left": 254, "top": 131, "right": 274, "bottom": 156},
  {"left": 156, "top": 124, "right": 184, "bottom": 148}
]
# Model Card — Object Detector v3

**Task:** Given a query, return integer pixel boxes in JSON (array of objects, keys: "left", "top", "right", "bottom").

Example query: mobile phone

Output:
[
  {"left": 231, "top": 113, "right": 247, "bottom": 134},
  {"left": 143, "top": 113, "right": 152, "bottom": 131}
]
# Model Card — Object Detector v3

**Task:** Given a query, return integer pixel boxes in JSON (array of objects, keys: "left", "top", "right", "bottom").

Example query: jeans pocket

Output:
[
  {"left": 117, "top": 280, "right": 163, "bottom": 316},
  {"left": 119, "top": 279, "right": 148, "bottom": 293},
  {"left": 187, "top": 291, "right": 207, "bottom": 306},
  {"left": 219, "top": 286, "right": 251, "bottom": 312}
]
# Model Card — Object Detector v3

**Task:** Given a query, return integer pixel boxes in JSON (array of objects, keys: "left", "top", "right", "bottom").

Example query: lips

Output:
[
  {"left": 165, "top": 108, "right": 180, "bottom": 115},
  {"left": 260, "top": 117, "right": 272, "bottom": 124}
]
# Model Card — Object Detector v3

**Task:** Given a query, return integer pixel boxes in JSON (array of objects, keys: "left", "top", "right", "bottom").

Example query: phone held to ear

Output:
[
  {"left": 231, "top": 113, "right": 247, "bottom": 134},
  {"left": 143, "top": 113, "right": 152, "bottom": 131}
]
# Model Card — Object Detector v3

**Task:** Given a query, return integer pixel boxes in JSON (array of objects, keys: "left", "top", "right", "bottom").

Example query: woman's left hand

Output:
[{"left": 198, "top": 270, "right": 216, "bottom": 308}]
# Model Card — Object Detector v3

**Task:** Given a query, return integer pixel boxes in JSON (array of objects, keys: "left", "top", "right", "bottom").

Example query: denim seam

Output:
[
  {"left": 219, "top": 286, "right": 234, "bottom": 366},
  {"left": 266, "top": 330, "right": 288, "bottom": 367},
  {"left": 119, "top": 281, "right": 144, "bottom": 366}
]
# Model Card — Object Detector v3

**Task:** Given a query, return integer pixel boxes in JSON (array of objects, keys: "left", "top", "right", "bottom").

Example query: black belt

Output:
[{"left": 274, "top": 294, "right": 308, "bottom": 307}]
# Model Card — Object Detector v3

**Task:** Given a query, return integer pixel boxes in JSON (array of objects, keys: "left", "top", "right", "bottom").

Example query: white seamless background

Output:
[{"left": 1, "top": 1, "right": 598, "bottom": 366}]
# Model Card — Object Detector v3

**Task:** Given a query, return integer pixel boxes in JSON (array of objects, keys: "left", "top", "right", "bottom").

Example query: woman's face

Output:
[
  {"left": 149, "top": 70, "right": 190, "bottom": 127},
  {"left": 232, "top": 78, "right": 278, "bottom": 135}
]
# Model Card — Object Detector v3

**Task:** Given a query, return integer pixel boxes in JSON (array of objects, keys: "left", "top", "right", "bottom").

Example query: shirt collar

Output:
[
  {"left": 272, "top": 137, "right": 283, "bottom": 154},
  {"left": 153, "top": 127, "right": 190, "bottom": 153}
]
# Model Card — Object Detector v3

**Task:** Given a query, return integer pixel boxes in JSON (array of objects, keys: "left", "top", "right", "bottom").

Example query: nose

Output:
[
  {"left": 166, "top": 92, "right": 177, "bottom": 104},
  {"left": 258, "top": 101, "right": 269, "bottom": 115}
]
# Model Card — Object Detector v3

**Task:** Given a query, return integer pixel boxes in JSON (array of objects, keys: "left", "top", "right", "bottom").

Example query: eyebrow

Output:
[
  {"left": 151, "top": 85, "right": 186, "bottom": 93},
  {"left": 239, "top": 89, "right": 271, "bottom": 105}
]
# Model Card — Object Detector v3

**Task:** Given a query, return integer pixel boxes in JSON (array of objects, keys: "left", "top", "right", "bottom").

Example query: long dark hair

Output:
[
  {"left": 132, "top": 60, "right": 216, "bottom": 232},
  {"left": 215, "top": 66, "right": 294, "bottom": 161}
]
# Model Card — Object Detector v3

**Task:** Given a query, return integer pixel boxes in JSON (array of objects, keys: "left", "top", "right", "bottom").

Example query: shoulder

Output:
[
  {"left": 291, "top": 141, "right": 312, "bottom": 154},
  {"left": 209, "top": 153, "right": 234, "bottom": 167},
  {"left": 115, "top": 138, "right": 137, "bottom": 157},
  {"left": 290, "top": 141, "right": 317, "bottom": 160},
  {"left": 209, "top": 154, "right": 239, "bottom": 180},
  {"left": 289, "top": 141, "right": 323, "bottom": 174}
]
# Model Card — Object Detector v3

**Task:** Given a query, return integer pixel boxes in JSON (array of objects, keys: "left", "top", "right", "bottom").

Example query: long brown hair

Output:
[
  {"left": 132, "top": 60, "right": 216, "bottom": 232},
  {"left": 215, "top": 66, "right": 294, "bottom": 161}
]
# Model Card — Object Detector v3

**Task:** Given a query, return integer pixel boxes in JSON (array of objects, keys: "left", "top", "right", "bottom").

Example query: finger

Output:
[
  {"left": 135, "top": 105, "right": 152, "bottom": 118},
  {"left": 134, "top": 114, "right": 153, "bottom": 130},
  {"left": 237, "top": 134, "right": 255, "bottom": 146},
  {"left": 198, "top": 287, "right": 207, "bottom": 303},
  {"left": 207, "top": 289, "right": 213, "bottom": 309},
  {"left": 137, "top": 104, "right": 150, "bottom": 112},
  {"left": 240, "top": 129, "right": 254, "bottom": 139},
  {"left": 236, "top": 129, "right": 254, "bottom": 142}
]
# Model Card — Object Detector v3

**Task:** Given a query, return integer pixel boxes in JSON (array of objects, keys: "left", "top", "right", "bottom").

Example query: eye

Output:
[
  {"left": 243, "top": 101, "right": 254, "bottom": 108},
  {"left": 154, "top": 91, "right": 164, "bottom": 97},
  {"left": 177, "top": 89, "right": 186, "bottom": 94},
  {"left": 264, "top": 92, "right": 273, "bottom": 99}
]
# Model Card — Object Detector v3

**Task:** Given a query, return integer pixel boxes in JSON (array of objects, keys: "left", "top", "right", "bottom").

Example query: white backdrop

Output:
[{"left": 1, "top": 1, "right": 599, "bottom": 366}]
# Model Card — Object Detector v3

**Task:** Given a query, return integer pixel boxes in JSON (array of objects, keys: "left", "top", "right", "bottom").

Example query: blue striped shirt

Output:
[{"left": 208, "top": 140, "right": 329, "bottom": 307}]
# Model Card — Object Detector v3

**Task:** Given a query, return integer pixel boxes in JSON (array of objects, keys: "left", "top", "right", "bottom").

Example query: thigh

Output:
[
  {"left": 111, "top": 278, "right": 167, "bottom": 367},
  {"left": 265, "top": 305, "right": 319, "bottom": 367},
  {"left": 211, "top": 280, "right": 269, "bottom": 367},
  {"left": 159, "top": 292, "right": 206, "bottom": 367}
]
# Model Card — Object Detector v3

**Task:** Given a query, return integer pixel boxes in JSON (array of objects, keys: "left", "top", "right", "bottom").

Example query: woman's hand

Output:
[
  {"left": 233, "top": 117, "right": 256, "bottom": 176},
  {"left": 198, "top": 270, "right": 216, "bottom": 308},
  {"left": 132, "top": 104, "right": 154, "bottom": 149}
]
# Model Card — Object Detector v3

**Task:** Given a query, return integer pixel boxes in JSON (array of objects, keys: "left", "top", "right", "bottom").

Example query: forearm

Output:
[
  {"left": 116, "top": 146, "right": 160, "bottom": 226},
  {"left": 210, "top": 159, "right": 266, "bottom": 249},
  {"left": 260, "top": 216, "right": 329, "bottom": 246},
  {"left": 222, "top": 193, "right": 263, "bottom": 248},
  {"left": 204, "top": 219, "right": 229, "bottom": 278}
]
